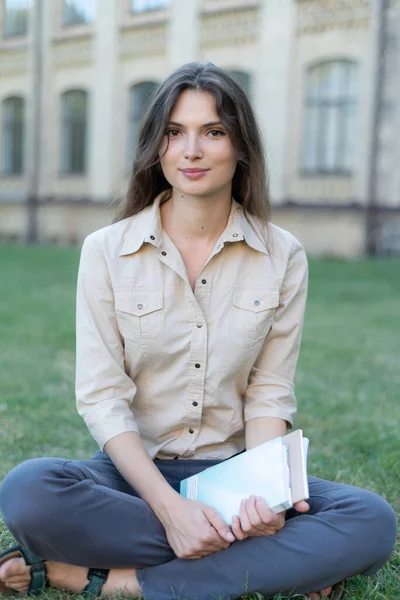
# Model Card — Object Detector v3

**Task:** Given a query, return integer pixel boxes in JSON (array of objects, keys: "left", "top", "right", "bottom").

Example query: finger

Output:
[
  {"left": 3, "top": 576, "right": 30, "bottom": 584},
  {"left": 231, "top": 515, "right": 248, "bottom": 541},
  {"left": 319, "top": 587, "right": 332, "bottom": 597},
  {"left": 244, "top": 496, "right": 266, "bottom": 532},
  {"left": 293, "top": 500, "right": 310, "bottom": 513},
  {"left": 198, "top": 526, "right": 231, "bottom": 552},
  {"left": 239, "top": 498, "right": 254, "bottom": 533},
  {"left": 204, "top": 506, "right": 235, "bottom": 543},
  {"left": 256, "top": 497, "right": 286, "bottom": 531},
  {"left": 5, "top": 582, "right": 29, "bottom": 591}
]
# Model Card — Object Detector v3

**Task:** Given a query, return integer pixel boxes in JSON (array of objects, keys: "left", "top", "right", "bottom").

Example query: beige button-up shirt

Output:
[{"left": 76, "top": 196, "right": 308, "bottom": 460}]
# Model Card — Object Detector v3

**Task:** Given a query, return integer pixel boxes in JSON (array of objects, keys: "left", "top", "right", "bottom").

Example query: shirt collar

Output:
[
  {"left": 119, "top": 195, "right": 268, "bottom": 257},
  {"left": 222, "top": 200, "right": 269, "bottom": 255},
  {"left": 119, "top": 195, "right": 164, "bottom": 256}
]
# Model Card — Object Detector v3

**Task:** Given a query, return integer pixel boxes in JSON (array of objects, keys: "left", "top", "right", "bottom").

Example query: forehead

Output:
[{"left": 169, "top": 89, "right": 218, "bottom": 122}]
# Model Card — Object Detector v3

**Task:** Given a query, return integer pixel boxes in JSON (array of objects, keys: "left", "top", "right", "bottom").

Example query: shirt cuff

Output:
[
  {"left": 244, "top": 405, "right": 295, "bottom": 428},
  {"left": 80, "top": 398, "right": 140, "bottom": 451}
]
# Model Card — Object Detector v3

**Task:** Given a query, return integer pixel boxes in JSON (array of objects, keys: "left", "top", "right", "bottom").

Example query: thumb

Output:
[
  {"left": 204, "top": 506, "right": 235, "bottom": 542},
  {"left": 293, "top": 500, "right": 310, "bottom": 513}
]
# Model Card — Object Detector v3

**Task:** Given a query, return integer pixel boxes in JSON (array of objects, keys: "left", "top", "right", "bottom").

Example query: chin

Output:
[{"left": 179, "top": 181, "right": 227, "bottom": 197}]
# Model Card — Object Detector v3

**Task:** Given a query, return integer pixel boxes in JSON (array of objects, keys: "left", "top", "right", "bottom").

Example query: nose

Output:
[{"left": 184, "top": 134, "right": 203, "bottom": 161}]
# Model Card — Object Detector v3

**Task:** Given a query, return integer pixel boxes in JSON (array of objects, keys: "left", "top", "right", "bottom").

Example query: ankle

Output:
[
  {"left": 102, "top": 568, "right": 141, "bottom": 598},
  {"left": 45, "top": 561, "right": 89, "bottom": 592}
]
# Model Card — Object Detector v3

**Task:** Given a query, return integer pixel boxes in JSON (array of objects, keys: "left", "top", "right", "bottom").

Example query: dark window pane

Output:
[
  {"left": 302, "top": 60, "right": 358, "bottom": 173},
  {"left": 63, "top": 0, "right": 96, "bottom": 25},
  {"left": 4, "top": 0, "right": 28, "bottom": 37},
  {"left": 227, "top": 70, "right": 252, "bottom": 100},
  {"left": 61, "top": 90, "right": 88, "bottom": 174},
  {"left": 127, "top": 81, "right": 158, "bottom": 168},
  {"left": 131, "top": 0, "right": 168, "bottom": 13},
  {"left": 2, "top": 96, "right": 25, "bottom": 174}
]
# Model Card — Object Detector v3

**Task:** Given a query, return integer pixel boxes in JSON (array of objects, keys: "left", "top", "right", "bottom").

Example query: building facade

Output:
[{"left": 0, "top": 0, "right": 399, "bottom": 256}]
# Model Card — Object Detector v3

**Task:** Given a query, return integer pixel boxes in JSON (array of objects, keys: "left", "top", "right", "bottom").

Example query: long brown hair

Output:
[{"left": 114, "top": 62, "right": 270, "bottom": 226}]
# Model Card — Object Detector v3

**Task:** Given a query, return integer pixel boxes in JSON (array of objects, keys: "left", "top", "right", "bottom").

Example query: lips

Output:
[{"left": 180, "top": 168, "right": 210, "bottom": 180}]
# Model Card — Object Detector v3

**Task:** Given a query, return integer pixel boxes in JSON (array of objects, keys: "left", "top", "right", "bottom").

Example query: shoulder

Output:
[
  {"left": 81, "top": 210, "right": 147, "bottom": 258},
  {"left": 245, "top": 212, "right": 306, "bottom": 264},
  {"left": 268, "top": 223, "right": 306, "bottom": 262},
  {"left": 83, "top": 218, "right": 131, "bottom": 252}
]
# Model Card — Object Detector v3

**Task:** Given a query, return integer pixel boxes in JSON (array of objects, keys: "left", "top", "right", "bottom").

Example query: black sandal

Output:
[
  {"left": 83, "top": 568, "right": 110, "bottom": 597},
  {"left": 0, "top": 545, "right": 109, "bottom": 597},
  {"left": 0, "top": 545, "right": 48, "bottom": 596}
]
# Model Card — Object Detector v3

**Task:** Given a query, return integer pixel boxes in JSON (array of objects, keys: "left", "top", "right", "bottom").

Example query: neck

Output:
[{"left": 161, "top": 188, "right": 232, "bottom": 244}]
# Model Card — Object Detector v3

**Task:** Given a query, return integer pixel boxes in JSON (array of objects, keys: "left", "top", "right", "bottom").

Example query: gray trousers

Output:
[{"left": 0, "top": 450, "right": 397, "bottom": 600}]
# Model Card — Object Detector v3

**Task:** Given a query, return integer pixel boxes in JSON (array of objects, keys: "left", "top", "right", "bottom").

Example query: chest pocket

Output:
[
  {"left": 114, "top": 290, "right": 164, "bottom": 341},
  {"left": 232, "top": 289, "right": 280, "bottom": 341}
]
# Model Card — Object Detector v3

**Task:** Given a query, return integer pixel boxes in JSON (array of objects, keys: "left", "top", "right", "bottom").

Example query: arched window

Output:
[
  {"left": 4, "top": 0, "right": 29, "bottom": 37},
  {"left": 131, "top": 0, "right": 168, "bottom": 13},
  {"left": 227, "top": 70, "right": 252, "bottom": 100},
  {"left": 302, "top": 60, "right": 358, "bottom": 174},
  {"left": 60, "top": 90, "right": 88, "bottom": 174},
  {"left": 128, "top": 81, "right": 158, "bottom": 168},
  {"left": 2, "top": 96, "right": 25, "bottom": 174},
  {"left": 63, "top": 0, "right": 96, "bottom": 26}
]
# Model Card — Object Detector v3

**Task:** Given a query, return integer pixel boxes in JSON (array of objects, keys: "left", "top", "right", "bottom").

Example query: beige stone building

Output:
[{"left": 0, "top": 0, "right": 399, "bottom": 256}]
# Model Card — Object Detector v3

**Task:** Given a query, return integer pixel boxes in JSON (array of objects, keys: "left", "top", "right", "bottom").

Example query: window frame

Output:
[
  {"left": 3, "top": 0, "right": 29, "bottom": 38},
  {"left": 1, "top": 95, "right": 25, "bottom": 175},
  {"left": 60, "top": 89, "right": 89, "bottom": 175},
  {"left": 127, "top": 81, "right": 158, "bottom": 170},
  {"left": 227, "top": 69, "right": 252, "bottom": 101},
  {"left": 62, "top": 0, "right": 96, "bottom": 27},
  {"left": 130, "top": 0, "right": 168, "bottom": 14},
  {"left": 300, "top": 59, "right": 358, "bottom": 177}
]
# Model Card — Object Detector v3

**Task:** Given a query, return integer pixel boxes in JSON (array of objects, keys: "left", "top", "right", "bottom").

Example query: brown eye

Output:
[
  {"left": 207, "top": 129, "right": 225, "bottom": 137},
  {"left": 167, "top": 129, "right": 180, "bottom": 137}
]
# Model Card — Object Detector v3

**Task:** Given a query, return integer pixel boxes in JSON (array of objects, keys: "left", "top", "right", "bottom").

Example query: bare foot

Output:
[
  {"left": 305, "top": 587, "right": 333, "bottom": 599},
  {"left": 0, "top": 557, "right": 141, "bottom": 597}
]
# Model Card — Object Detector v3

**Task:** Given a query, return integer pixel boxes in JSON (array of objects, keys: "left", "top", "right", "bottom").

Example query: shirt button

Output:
[
  {"left": 196, "top": 323, "right": 203, "bottom": 328},
  {"left": 195, "top": 363, "right": 201, "bottom": 368},
  {"left": 137, "top": 303, "right": 143, "bottom": 310},
  {"left": 192, "top": 401, "right": 198, "bottom": 406},
  {"left": 161, "top": 251, "right": 167, "bottom": 256},
  {"left": 150, "top": 235, "right": 155, "bottom": 240},
  {"left": 201, "top": 279, "right": 207, "bottom": 284},
  {"left": 189, "top": 428, "right": 194, "bottom": 434},
  {"left": 254, "top": 300, "right": 260, "bottom": 306}
]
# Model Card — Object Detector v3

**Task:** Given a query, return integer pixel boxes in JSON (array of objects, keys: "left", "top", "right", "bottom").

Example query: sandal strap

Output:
[
  {"left": 83, "top": 568, "right": 110, "bottom": 597},
  {"left": 28, "top": 562, "right": 48, "bottom": 596},
  {"left": 0, "top": 545, "right": 48, "bottom": 596}
]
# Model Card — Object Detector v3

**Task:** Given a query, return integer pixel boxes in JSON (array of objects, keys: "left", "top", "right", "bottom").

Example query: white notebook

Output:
[{"left": 180, "top": 429, "right": 309, "bottom": 526}]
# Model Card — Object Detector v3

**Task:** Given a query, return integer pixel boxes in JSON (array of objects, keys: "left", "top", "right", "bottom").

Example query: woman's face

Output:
[{"left": 159, "top": 89, "right": 238, "bottom": 199}]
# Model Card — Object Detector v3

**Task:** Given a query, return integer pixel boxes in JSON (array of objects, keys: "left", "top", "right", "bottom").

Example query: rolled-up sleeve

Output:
[
  {"left": 244, "top": 236, "right": 308, "bottom": 426},
  {"left": 75, "top": 235, "right": 140, "bottom": 450}
]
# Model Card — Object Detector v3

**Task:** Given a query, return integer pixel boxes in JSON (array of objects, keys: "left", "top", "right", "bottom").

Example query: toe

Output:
[
  {"left": 5, "top": 575, "right": 31, "bottom": 584},
  {"left": 0, "top": 558, "right": 28, "bottom": 580},
  {"left": 5, "top": 581, "right": 29, "bottom": 593}
]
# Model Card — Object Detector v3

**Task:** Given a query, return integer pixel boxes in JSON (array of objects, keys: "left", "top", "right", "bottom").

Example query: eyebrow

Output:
[{"left": 167, "top": 121, "right": 224, "bottom": 129}]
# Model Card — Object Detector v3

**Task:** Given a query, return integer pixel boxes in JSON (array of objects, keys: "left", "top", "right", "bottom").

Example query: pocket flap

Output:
[
  {"left": 115, "top": 290, "right": 164, "bottom": 317},
  {"left": 233, "top": 289, "right": 280, "bottom": 313}
]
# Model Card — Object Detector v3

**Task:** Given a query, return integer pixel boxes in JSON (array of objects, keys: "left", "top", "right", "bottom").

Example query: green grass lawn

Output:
[{"left": 0, "top": 244, "right": 399, "bottom": 599}]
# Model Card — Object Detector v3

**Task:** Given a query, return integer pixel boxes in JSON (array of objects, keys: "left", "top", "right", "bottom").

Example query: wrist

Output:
[{"left": 148, "top": 486, "right": 183, "bottom": 523}]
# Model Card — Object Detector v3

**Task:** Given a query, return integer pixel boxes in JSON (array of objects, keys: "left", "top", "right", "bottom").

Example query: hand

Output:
[
  {"left": 160, "top": 496, "right": 235, "bottom": 559},
  {"left": 231, "top": 496, "right": 310, "bottom": 540}
]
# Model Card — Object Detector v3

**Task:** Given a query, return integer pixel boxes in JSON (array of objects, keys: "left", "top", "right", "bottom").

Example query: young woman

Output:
[{"left": 0, "top": 63, "right": 396, "bottom": 600}]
